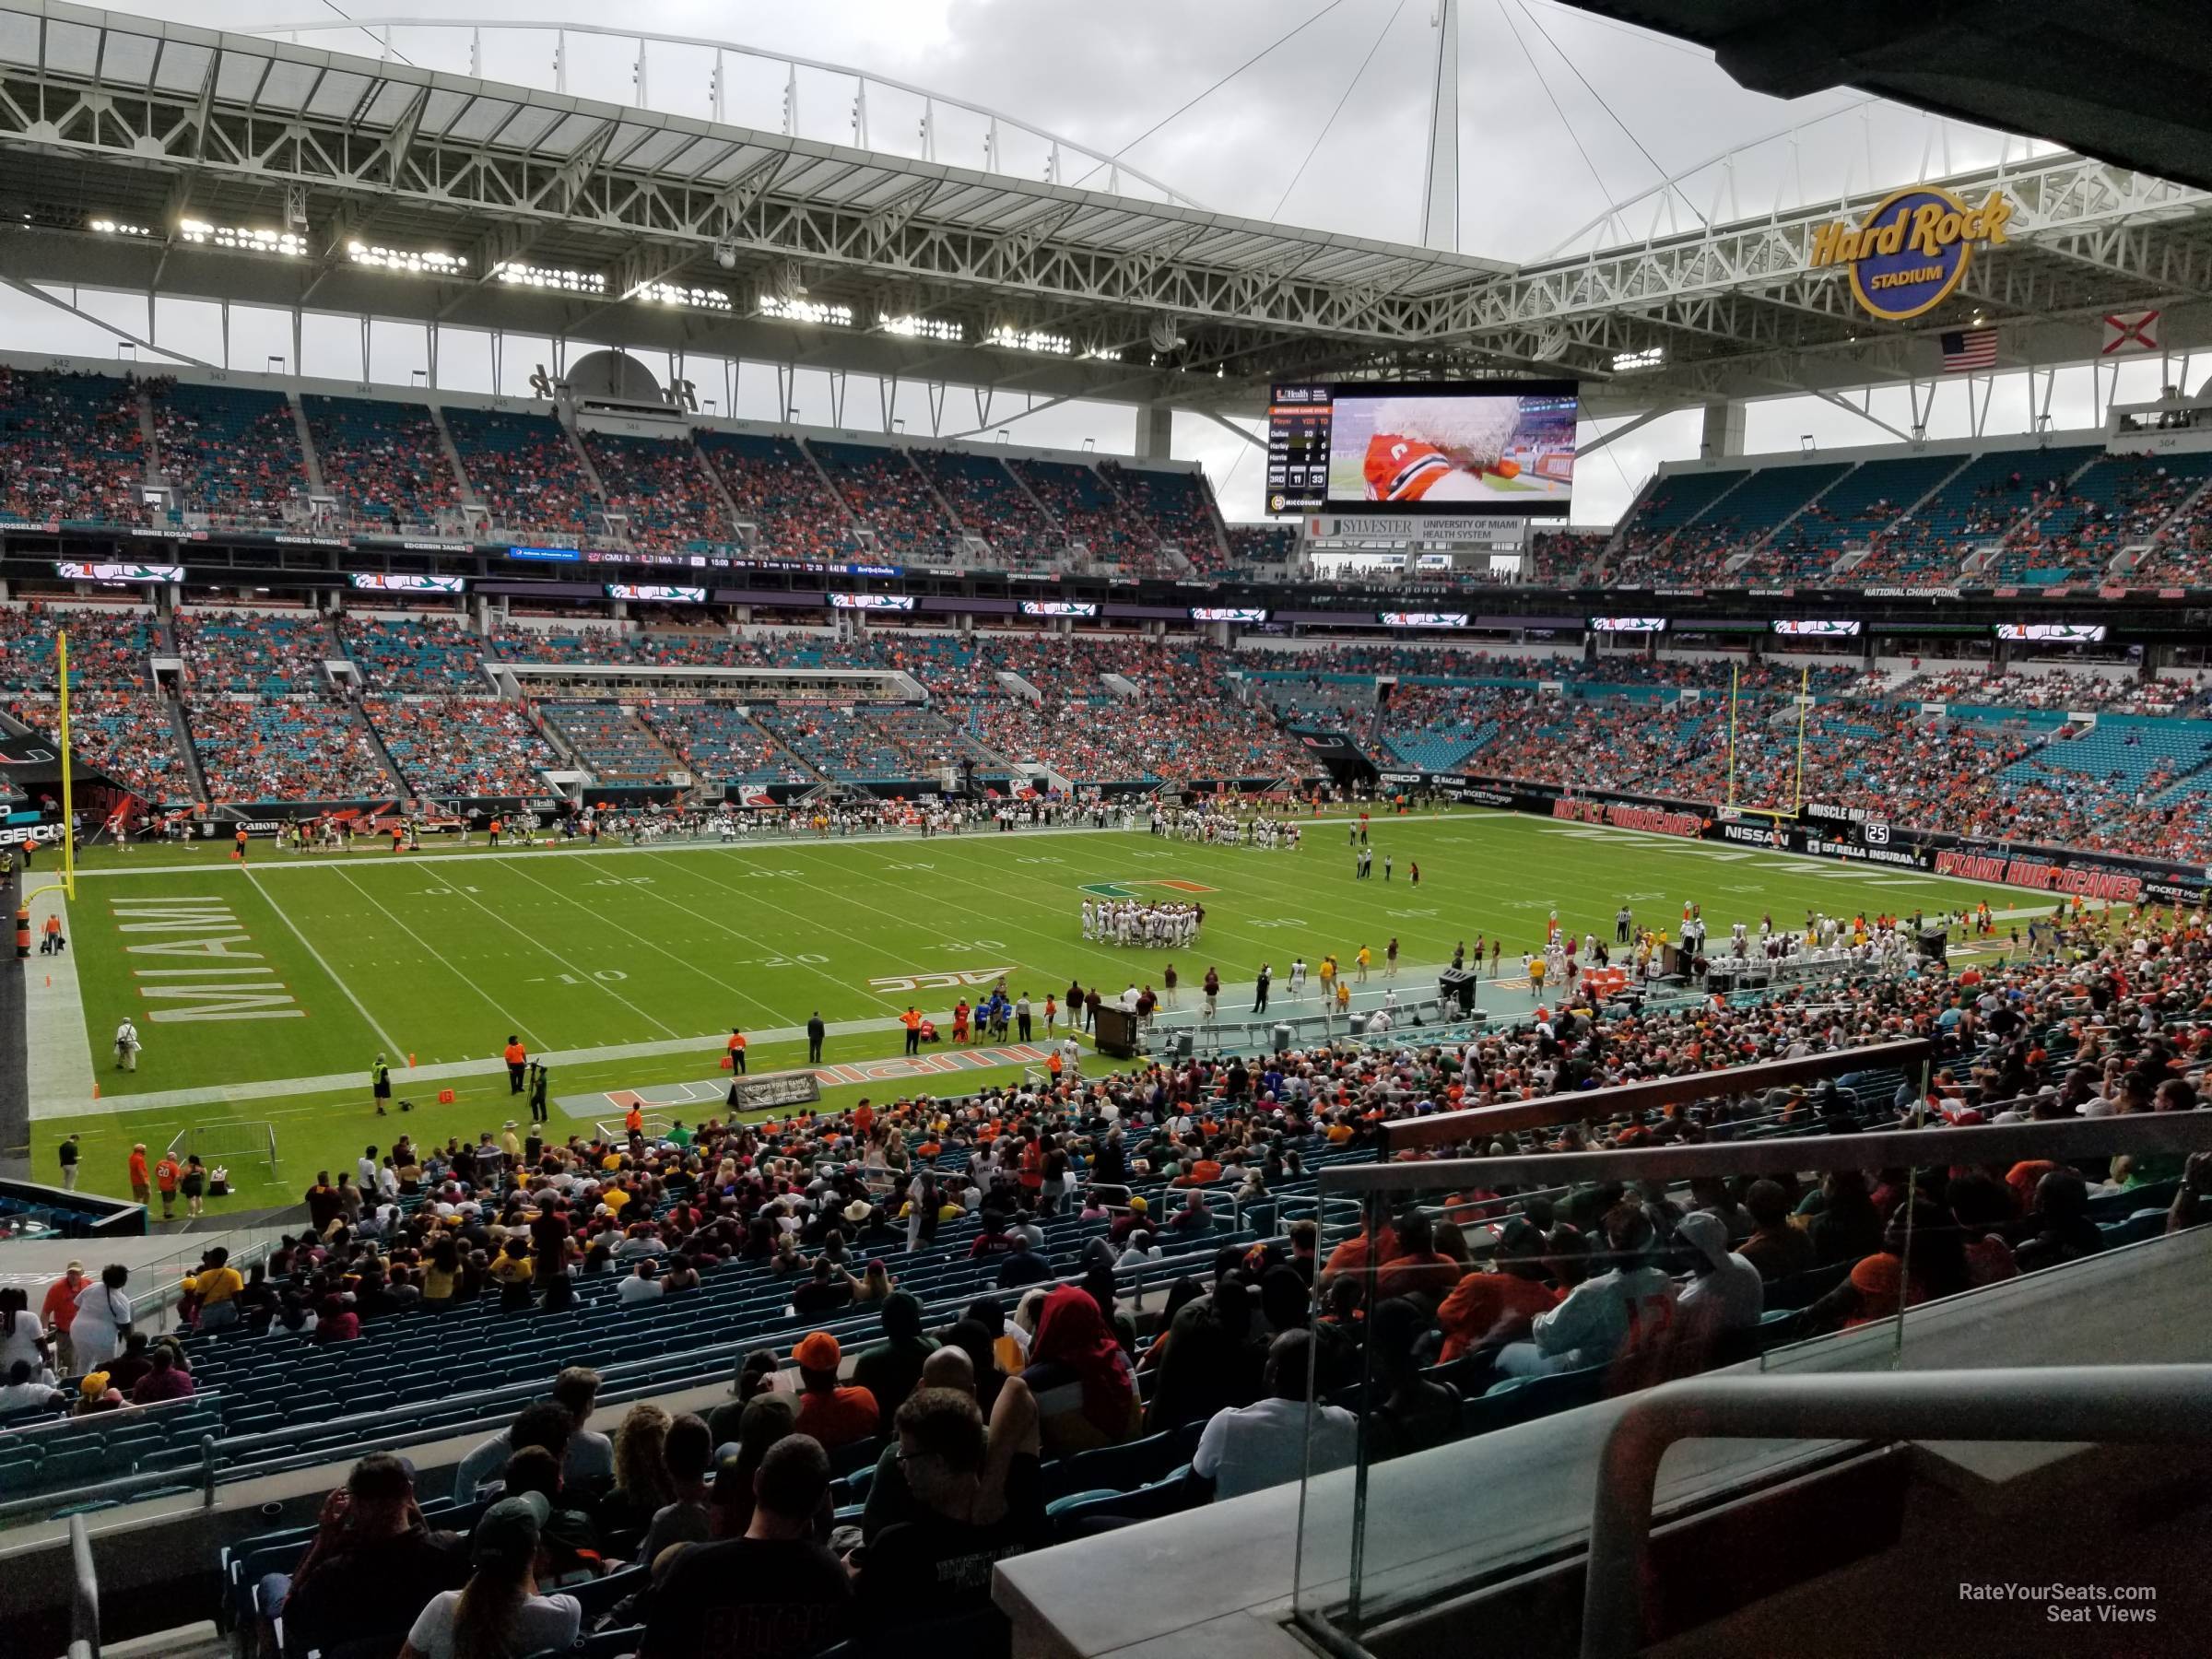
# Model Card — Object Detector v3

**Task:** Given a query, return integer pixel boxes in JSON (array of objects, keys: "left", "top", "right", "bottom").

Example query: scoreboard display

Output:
[{"left": 1265, "top": 379, "right": 1578, "bottom": 517}]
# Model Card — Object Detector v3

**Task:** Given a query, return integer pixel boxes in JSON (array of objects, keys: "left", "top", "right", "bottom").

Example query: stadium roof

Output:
[
  {"left": 0, "top": 1, "right": 2207, "bottom": 420},
  {"left": 1560, "top": 0, "right": 2212, "bottom": 195}
]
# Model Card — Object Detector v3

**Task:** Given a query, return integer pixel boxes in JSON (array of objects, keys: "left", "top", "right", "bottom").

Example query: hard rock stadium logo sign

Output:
[{"left": 1809, "top": 185, "right": 2015, "bottom": 323}]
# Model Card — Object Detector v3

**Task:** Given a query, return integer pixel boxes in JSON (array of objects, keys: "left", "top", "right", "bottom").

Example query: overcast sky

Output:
[{"left": 2, "top": 0, "right": 2188, "bottom": 526}]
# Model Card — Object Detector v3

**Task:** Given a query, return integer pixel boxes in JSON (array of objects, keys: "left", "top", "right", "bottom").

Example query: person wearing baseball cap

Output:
[
  {"left": 790, "top": 1332, "right": 878, "bottom": 1452},
  {"left": 402, "top": 1492, "right": 581, "bottom": 1659}
]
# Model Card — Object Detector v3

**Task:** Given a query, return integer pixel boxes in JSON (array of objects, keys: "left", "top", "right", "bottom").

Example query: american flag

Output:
[{"left": 1939, "top": 327, "right": 1999, "bottom": 371}]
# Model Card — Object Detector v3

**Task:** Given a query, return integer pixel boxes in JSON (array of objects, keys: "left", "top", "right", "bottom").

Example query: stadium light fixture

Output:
[
  {"left": 179, "top": 218, "right": 305, "bottom": 256},
  {"left": 348, "top": 241, "right": 468, "bottom": 276},
  {"left": 878, "top": 313, "right": 964, "bottom": 342},
  {"left": 631, "top": 280, "right": 734, "bottom": 312},
  {"left": 987, "top": 325, "right": 1072, "bottom": 356},
  {"left": 761, "top": 296, "right": 854, "bottom": 327},
  {"left": 1611, "top": 346, "right": 1665, "bottom": 372},
  {"left": 494, "top": 260, "right": 607, "bottom": 294},
  {"left": 88, "top": 218, "right": 151, "bottom": 239}
]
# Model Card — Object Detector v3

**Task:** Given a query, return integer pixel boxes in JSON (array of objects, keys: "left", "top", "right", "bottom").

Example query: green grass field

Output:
[{"left": 32, "top": 809, "right": 2006, "bottom": 1211}]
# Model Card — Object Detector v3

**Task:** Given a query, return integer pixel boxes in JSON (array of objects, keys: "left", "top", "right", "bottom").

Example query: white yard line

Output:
[
  {"left": 330, "top": 866, "right": 550, "bottom": 1053},
  {"left": 23, "top": 886, "right": 99, "bottom": 1123},
  {"left": 241, "top": 866, "right": 406, "bottom": 1058}
]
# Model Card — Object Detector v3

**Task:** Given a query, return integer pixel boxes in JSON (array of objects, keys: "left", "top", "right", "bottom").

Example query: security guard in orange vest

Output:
[
  {"left": 726, "top": 1028, "right": 748, "bottom": 1075},
  {"left": 503, "top": 1034, "right": 527, "bottom": 1094}
]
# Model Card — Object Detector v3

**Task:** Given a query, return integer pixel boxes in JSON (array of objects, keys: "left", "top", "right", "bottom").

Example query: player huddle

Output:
[
  {"left": 1156, "top": 807, "right": 1301, "bottom": 850},
  {"left": 1081, "top": 899, "right": 1204, "bottom": 947}
]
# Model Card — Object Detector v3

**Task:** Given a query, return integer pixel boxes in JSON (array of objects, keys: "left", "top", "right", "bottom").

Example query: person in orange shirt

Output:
[
  {"left": 41, "top": 1261, "right": 87, "bottom": 1371},
  {"left": 624, "top": 1101, "right": 644, "bottom": 1137},
  {"left": 900, "top": 1006, "right": 923, "bottom": 1057},
  {"left": 726, "top": 1028, "right": 748, "bottom": 1076},
  {"left": 952, "top": 999, "right": 971, "bottom": 1044},
  {"left": 153, "top": 1151, "right": 183, "bottom": 1221},
  {"left": 40, "top": 912, "right": 61, "bottom": 955},
  {"left": 503, "top": 1034, "right": 527, "bottom": 1095},
  {"left": 790, "top": 1332, "right": 878, "bottom": 1451},
  {"left": 853, "top": 1098, "right": 875, "bottom": 1139},
  {"left": 233, "top": 827, "right": 249, "bottom": 862},
  {"left": 127, "top": 1144, "right": 150, "bottom": 1206}
]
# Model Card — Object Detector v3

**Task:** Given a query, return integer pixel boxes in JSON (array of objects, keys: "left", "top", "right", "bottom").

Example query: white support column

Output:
[
  {"left": 1700, "top": 400, "right": 1746, "bottom": 459},
  {"left": 1419, "top": 0, "right": 1460, "bottom": 253},
  {"left": 1135, "top": 404, "right": 1172, "bottom": 460}
]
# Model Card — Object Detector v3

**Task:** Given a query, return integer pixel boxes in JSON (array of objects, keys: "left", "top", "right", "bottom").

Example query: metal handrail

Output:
[
  {"left": 68, "top": 1512, "right": 100, "bottom": 1658},
  {"left": 1582, "top": 1366, "right": 2212, "bottom": 1659},
  {"left": 0, "top": 1220, "right": 1248, "bottom": 1520}
]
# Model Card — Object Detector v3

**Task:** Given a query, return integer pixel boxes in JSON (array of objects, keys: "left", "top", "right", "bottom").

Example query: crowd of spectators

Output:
[
  {"left": 634, "top": 702, "right": 814, "bottom": 786},
  {"left": 1104, "top": 464, "right": 1227, "bottom": 574},
  {"left": 6, "top": 693, "right": 191, "bottom": 803},
  {"left": 1012, "top": 457, "right": 1163, "bottom": 574},
  {"left": 534, "top": 702, "right": 681, "bottom": 785},
  {"left": 341, "top": 616, "right": 488, "bottom": 693},
  {"left": 697, "top": 433, "right": 857, "bottom": 560},
  {"left": 177, "top": 609, "right": 335, "bottom": 695},
  {"left": 0, "top": 604, "right": 160, "bottom": 691},
  {"left": 171, "top": 890, "right": 2212, "bottom": 1659},
  {"left": 149, "top": 380, "right": 309, "bottom": 527},
  {"left": 302, "top": 395, "right": 463, "bottom": 530},
  {"left": 446, "top": 407, "right": 603, "bottom": 538},
  {"left": 365, "top": 697, "right": 559, "bottom": 798},
  {"left": 582, "top": 434, "right": 736, "bottom": 553},
  {"left": 186, "top": 697, "right": 396, "bottom": 801},
  {"left": 811, "top": 441, "right": 957, "bottom": 559},
  {"left": 747, "top": 703, "right": 976, "bottom": 782},
  {"left": 909, "top": 448, "right": 1060, "bottom": 566},
  {"left": 0, "top": 368, "right": 150, "bottom": 526}
]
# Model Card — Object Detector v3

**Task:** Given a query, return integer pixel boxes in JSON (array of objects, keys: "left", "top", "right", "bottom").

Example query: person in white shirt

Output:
[
  {"left": 0, "top": 1359, "right": 64, "bottom": 1413},
  {"left": 1289, "top": 957, "right": 1308, "bottom": 995},
  {"left": 1672, "top": 1211, "right": 1763, "bottom": 1335},
  {"left": 617, "top": 1260, "right": 665, "bottom": 1306},
  {"left": 1194, "top": 1331, "right": 1359, "bottom": 1500},
  {"left": 1497, "top": 1206, "right": 1676, "bottom": 1377},
  {"left": 401, "top": 1493, "right": 580, "bottom": 1659}
]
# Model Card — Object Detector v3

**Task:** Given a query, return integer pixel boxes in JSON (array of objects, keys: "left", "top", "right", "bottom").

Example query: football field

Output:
[{"left": 29, "top": 809, "right": 2006, "bottom": 1208}]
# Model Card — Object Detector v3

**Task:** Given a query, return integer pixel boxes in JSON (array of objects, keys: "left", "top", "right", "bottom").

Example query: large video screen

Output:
[{"left": 1267, "top": 380, "right": 1577, "bottom": 517}]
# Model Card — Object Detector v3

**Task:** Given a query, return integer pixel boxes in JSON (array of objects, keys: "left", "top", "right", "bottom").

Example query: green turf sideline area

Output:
[{"left": 29, "top": 808, "right": 2010, "bottom": 1209}]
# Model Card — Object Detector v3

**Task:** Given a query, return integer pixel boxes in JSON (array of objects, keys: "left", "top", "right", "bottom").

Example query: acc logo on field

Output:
[{"left": 1808, "top": 185, "right": 2014, "bottom": 322}]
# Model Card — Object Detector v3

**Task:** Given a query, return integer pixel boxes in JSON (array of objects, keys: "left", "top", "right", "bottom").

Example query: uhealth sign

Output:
[{"left": 1808, "top": 184, "right": 2015, "bottom": 322}]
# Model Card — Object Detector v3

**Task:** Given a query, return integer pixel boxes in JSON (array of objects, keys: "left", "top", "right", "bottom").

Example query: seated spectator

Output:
[
  {"left": 618, "top": 1258, "right": 665, "bottom": 1306},
  {"left": 1193, "top": 1330, "right": 1359, "bottom": 1500},
  {"left": 1021, "top": 1283, "right": 1141, "bottom": 1454},
  {"left": 1735, "top": 1180, "right": 1816, "bottom": 1283},
  {"left": 0, "top": 1359, "right": 65, "bottom": 1413},
  {"left": 1142, "top": 1277, "right": 1264, "bottom": 1434},
  {"left": 452, "top": 1370, "right": 611, "bottom": 1503},
  {"left": 130, "top": 1345, "right": 194, "bottom": 1404},
  {"left": 994, "top": 1231, "right": 1053, "bottom": 1289},
  {"left": 271, "top": 1453, "right": 468, "bottom": 1659},
  {"left": 640, "top": 1435, "right": 853, "bottom": 1659},
  {"left": 1435, "top": 1218, "right": 1559, "bottom": 1363},
  {"left": 498, "top": 1444, "right": 603, "bottom": 1583},
  {"left": 854, "top": 1382, "right": 1044, "bottom": 1633},
  {"left": 638, "top": 1413, "right": 717, "bottom": 1570},
  {"left": 1496, "top": 1204, "right": 1677, "bottom": 1378},
  {"left": 790, "top": 1255, "right": 859, "bottom": 1318},
  {"left": 852, "top": 1290, "right": 938, "bottom": 1436},
  {"left": 1363, "top": 1298, "right": 1462, "bottom": 1462},
  {"left": 2014, "top": 1170, "right": 2107, "bottom": 1272},
  {"left": 791, "top": 1331, "right": 879, "bottom": 1451},
  {"left": 1672, "top": 1211, "right": 1763, "bottom": 1336},
  {"left": 401, "top": 1492, "right": 582, "bottom": 1659},
  {"left": 600, "top": 1402, "right": 677, "bottom": 1541}
]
